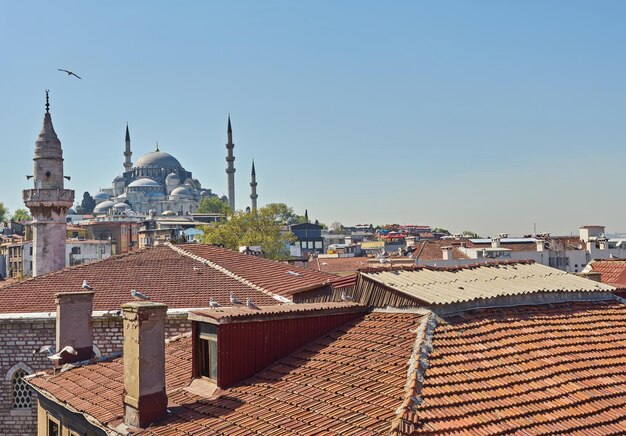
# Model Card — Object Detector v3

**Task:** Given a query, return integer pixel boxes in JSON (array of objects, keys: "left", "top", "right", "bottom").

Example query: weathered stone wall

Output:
[{"left": 0, "top": 315, "right": 191, "bottom": 435}]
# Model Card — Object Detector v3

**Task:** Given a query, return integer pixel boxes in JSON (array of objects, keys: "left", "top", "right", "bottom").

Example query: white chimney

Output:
[
  {"left": 442, "top": 246, "right": 453, "bottom": 261},
  {"left": 491, "top": 238, "right": 501, "bottom": 249}
]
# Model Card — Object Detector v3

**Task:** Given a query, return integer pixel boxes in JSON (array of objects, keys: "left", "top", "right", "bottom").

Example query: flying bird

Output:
[
  {"left": 209, "top": 298, "right": 220, "bottom": 309},
  {"left": 246, "top": 297, "right": 259, "bottom": 310},
  {"left": 82, "top": 280, "right": 92, "bottom": 291},
  {"left": 131, "top": 289, "right": 149, "bottom": 300},
  {"left": 58, "top": 69, "right": 82, "bottom": 79},
  {"left": 26, "top": 175, "right": 34, "bottom": 180},
  {"left": 230, "top": 291, "right": 242, "bottom": 305},
  {"left": 33, "top": 345, "right": 54, "bottom": 356},
  {"left": 287, "top": 270, "right": 302, "bottom": 277},
  {"left": 64, "top": 176, "right": 71, "bottom": 181},
  {"left": 193, "top": 267, "right": 200, "bottom": 271},
  {"left": 48, "top": 346, "right": 78, "bottom": 360},
  {"left": 341, "top": 291, "right": 354, "bottom": 302}
]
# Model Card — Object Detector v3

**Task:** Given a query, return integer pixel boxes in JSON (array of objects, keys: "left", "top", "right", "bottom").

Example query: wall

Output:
[{"left": 0, "top": 314, "right": 190, "bottom": 435}]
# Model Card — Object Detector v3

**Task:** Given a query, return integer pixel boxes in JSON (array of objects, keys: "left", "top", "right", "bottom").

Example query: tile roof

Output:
[
  {"left": 361, "top": 261, "right": 615, "bottom": 306},
  {"left": 415, "top": 300, "right": 626, "bottom": 434},
  {"left": 589, "top": 259, "right": 626, "bottom": 289},
  {"left": 0, "top": 245, "right": 293, "bottom": 314},
  {"left": 189, "top": 301, "right": 365, "bottom": 323},
  {"left": 175, "top": 244, "right": 341, "bottom": 296},
  {"left": 412, "top": 240, "right": 469, "bottom": 261},
  {"left": 306, "top": 256, "right": 370, "bottom": 274},
  {"left": 29, "top": 311, "right": 427, "bottom": 435}
]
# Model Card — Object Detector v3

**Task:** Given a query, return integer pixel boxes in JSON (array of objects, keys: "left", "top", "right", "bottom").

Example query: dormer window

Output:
[{"left": 198, "top": 323, "right": 217, "bottom": 380}]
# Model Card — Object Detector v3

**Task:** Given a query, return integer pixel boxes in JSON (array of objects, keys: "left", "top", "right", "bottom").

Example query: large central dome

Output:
[{"left": 133, "top": 151, "right": 183, "bottom": 169}]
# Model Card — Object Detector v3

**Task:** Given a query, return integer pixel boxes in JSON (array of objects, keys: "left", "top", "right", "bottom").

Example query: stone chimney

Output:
[
  {"left": 442, "top": 246, "right": 453, "bottom": 261},
  {"left": 55, "top": 291, "right": 94, "bottom": 365},
  {"left": 491, "top": 238, "right": 501, "bottom": 249},
  {"left": 122, "top": 302, "right": 168, "bottom": 429}
]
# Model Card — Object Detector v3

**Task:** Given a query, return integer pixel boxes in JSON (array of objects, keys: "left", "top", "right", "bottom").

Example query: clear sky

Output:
[{"left": 1, "top": 1, "right": 625, "bottom": 236}]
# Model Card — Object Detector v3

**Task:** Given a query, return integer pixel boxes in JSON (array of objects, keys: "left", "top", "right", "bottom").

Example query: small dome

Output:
[
  {"left": 200, "top": 190, "right": 211, "bottom": 196},
  {"left": 68, "top": 207, "right": 77, "bottom": 214},
  {"left": 170, "top": 186, "right": 192, "bottom": 196},
  {"left": 93, "top": 191, "right": 110, "bottom": 200},
  {"left": 166, "top": 172, "right": 180, "bottom": 180},
  {"left": 112, "top": 202, "right": 131, "bottom": 210},
  {"left": 93, "top": 200, "right": 116, "bottom": 214},
  {"left": 133, "top": 151, "right": 183, "bottom": 169},
  {"left": 113, "top": 175, "right": 124, "bottom": 182},
  {"left": 128, "top": 178, "right": 162, "bottom": 188},
  {"left": 162, "top": 210, "right": 176, "bottom": 216}
]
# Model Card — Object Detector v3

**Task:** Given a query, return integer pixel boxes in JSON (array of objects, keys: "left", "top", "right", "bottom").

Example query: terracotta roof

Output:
[
  {"left": 29, "top": 311, "right": 427, "bottom": 435},
  {"left": 590, "top": 260, "right": 626, "bottom": 289},
  {"left": 28, "top": 334, "right": 192, "bottom": 429},
  {"left": 416, "top": 300, "right": 626, "bottom": 434},
  {"left": 176, "top": 244, "right": 340, "bottom": 295},
  {"left": 189, "top": 301, "right": 365, "bottom": 323},
  {"left": 412, "top": 240, "right": 469, "bottom": 261},
  {"left": 361, "top": 262, "right": 615, "bottom": 306},
  {"left": 306, "top": 256, "right": 369, "bottom": 275},
  {"left": 0, "top": 245, "right": 292, "bottom": 314},
  {"left": 464, "top": 240, "right": 537, "bottom": 252}
]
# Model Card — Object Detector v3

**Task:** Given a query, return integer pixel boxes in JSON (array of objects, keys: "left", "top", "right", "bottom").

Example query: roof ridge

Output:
[
  {"left": 165, "top": 243, "right": 289, "bottom": 303},
  {"left": 360, "top": 259, "right": 536, "bottom": 275},
  {"left": 0, "top": 247, "right": 153, "bottom": 292},
  {"left": 390, "top": 311, "right": 438, "bottom": 434}
]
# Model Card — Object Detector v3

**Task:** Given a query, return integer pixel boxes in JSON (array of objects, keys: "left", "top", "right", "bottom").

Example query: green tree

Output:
[
  {"left": 199, "top": 205, "right": 297, "bottom": 259},
  {"left": 11, "top": 209, "right": 31, "bottom": 222},
  {"left": 433, "top": 228, "right": 451, "bottom": 235},
  {"left": 462, "top": 230, "right": 480, "bottom": 238},
  {"left": 196, "top": 197, "right": 231, "bottom": 215},
  {"left": 0, "top": 202, "right": 8, "bottom": 223},
  {"left": 80, "top": 192, "right": 96, "bottom": 214},
  {"left": 263, "top": 203, "right": 306, "bottom": 225}
]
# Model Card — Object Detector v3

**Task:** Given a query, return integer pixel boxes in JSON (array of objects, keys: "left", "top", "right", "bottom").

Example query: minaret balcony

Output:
[{"left": 23, "top": 189, "right": 75, "bottom": 206}]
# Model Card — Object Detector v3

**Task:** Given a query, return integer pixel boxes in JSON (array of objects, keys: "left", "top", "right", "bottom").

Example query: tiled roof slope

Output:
[
  {"left": 29, "top": 334, "right": 192, "bottom": 429},
  {"left": 29, "top": 312, "right": 427, "bottom": 435},
  {"left": 0, "top": 245, "right": 280, "bottom": 314},
  {"left": 589, "top": 260, "right": 626, "bottom": 289},
  {"left": 306, "top": 256, "right": 370, "bottom": 275},
  {"left": 362, "top": 262, "right": 614, "bottom": 306},
  {"left": 416, "top": 300, "right": 626, "bottom": 434},
  {"left": 412, "top": 240, "right": 469, "bottom": 260},
  {"left": 176, "top": 244, "right": 341, "bottom": 295}
]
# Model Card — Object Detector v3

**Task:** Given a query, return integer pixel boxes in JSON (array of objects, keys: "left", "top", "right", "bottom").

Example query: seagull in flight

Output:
[
  {"left": 33, "top": 345, "right": 55, "bottom": 356},
  {"left": 82, "top": 280, "right": 92, "bottom": 291},
  {"left": 230, "top": 291, "right": 242, "bottom": 305},
  {"left": 131, "top": 289, "right": 149, "bottom": 300},
  {"left": 48, "top": 346, "right": 78, "bottom": 361},
  {"left": 58, "top": 69, "right": 82, "bottom": 79}
]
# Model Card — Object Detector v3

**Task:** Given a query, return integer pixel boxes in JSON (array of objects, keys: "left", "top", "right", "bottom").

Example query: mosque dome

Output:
[
  {"left": 170, "top": 186, "right": 192, "bottom": 197},
  {"left": 93, "top": 200, "right": 116, "bottom": 214},
  {"left": 133, "top": 151, "right": 183, "bottom": 169},
  {"left": 127, "top": 178, "right": 162, "bottom": 188},
  {"left": 93, "top": 191, "right": 110, "bottom": 201},
  {"left": 113, "top": 175, "right": 124, "bottom": 182},
  {"left": 162, "top": 210, "right": 176, "bottom": 216},
  {"left": 165, "top": 172, "right": 180, "bottom": 180},
  {"left": 112, "top": 202, "right": 131, "bottom": 210}
]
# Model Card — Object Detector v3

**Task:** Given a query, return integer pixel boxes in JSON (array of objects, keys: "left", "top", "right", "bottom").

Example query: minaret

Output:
[
  {"left": 225, "top": 115, "right": 236, "bottom": 211},
  {"left": 23, "top": 91, "right": 75, "bottom": 276},
  {"left": 123, "top": 123, "right": 132, "bottom": 171},
  {"left": 250, "top": 160, "right": 258, "bottom": 212}
]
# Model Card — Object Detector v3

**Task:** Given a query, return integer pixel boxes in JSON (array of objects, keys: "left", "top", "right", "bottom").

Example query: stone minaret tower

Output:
[
  {"left": 23, "top": 91, "right": 75, "bottom": 276},
  {"left": 225, "top": 115, "right": 236, "bottom": 211},
  {"left": 250, "top": 160, "right": 258, "bottom": 212},
  {"left": 124, "top": 123, "right": 132, "bottom": 171}
]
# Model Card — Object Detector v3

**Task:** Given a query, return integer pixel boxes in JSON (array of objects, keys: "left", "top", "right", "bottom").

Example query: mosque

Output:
[{"left": 92, "top": 117, "right": 254, "bottom": 215}]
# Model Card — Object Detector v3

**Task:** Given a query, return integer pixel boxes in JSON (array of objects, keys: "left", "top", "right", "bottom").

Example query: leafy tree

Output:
[
  {"left": 462, "top": 230, "right": 480, "bottom": 238},
  {"left": 80, "top": 192, "right": 96, "bottom": 214},
  {"left": 263, "top": 203, "right": 306, "bottom": 225},
  {"left": 196, "top": 197, "right": 231, "bottom": 215},
  {"left": 0, "top": 202, "right": 8, "bottom": 223},
  {"left": 11, "top": 209, "right": 31, "bottom": 222},
  {"left": 433, "top": 227, "right": 451, "bottom": 235},
  {"left": 199, "top": 205, "right": 297, "bottom": 259},
  {"left": 330, "top": 221, "right": 343, "bottom": 232}
]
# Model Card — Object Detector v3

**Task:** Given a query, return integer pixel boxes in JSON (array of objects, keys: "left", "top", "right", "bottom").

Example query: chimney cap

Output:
[
  {"left": 122, "top": 301, "right": 167, "bottom": 310},
  {"left": 55, "top": 290, "right": 94, "bottom": 299}
]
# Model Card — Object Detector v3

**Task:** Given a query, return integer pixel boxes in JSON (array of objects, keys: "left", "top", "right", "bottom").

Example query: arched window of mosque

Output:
[{"left": 11, "top": 368, "right": 32, "bottom": 409}]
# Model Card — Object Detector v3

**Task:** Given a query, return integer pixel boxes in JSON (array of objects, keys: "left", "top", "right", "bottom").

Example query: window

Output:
[
  {"left": 47, "top": 417, "right": 60, "bottom": 436},
  {"left": 11, "top": 368, "right": 31, "bottom": 409},
  {"left": 198, "top": 323, "right": 217, "bottom": 380},
  {"left": 71, "top": 247, "right": 81, "bottom": 255}
]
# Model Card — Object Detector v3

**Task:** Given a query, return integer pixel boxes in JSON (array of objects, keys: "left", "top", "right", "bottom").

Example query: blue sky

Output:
[{"left": 1, "top": 1, "right": 625, "bottom": 236}]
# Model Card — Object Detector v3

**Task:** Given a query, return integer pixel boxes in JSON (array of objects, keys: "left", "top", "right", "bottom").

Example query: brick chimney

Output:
[
  {"left": 55, "top": 291, "right": 94, "bottom": 364},
  {"left": 122, "top": 302, "right": 168, "bottom": 429}
]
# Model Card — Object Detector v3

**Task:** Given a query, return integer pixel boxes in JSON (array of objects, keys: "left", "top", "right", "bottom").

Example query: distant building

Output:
[{"left": 290, "top": 222, "right": 324, "bottom": 256}]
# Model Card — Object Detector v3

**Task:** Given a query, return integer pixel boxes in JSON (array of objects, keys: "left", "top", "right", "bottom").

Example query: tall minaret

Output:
[
  {"left": 225, "top": 115, "right": 236, "bottom": 211},
  {"left": 23, "top": 91, "right": 75, "bottom": 276},
  {"left": 250, "top": 160, "right": 258, "bottom": 212},
  {"left": 123, "top": 123, "right": 132, "bottom": 171}
]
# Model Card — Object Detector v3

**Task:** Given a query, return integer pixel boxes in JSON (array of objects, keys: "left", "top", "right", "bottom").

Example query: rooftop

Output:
[{"left": 588, "top": 259, "right": 626, "bottom": 289}]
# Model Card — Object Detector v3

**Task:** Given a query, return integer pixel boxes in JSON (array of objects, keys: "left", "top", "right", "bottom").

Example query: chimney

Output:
[
  {"left": 55, "top": 291, "right": 94, "bottom": 364},
  {"left": 536, "top": 240, "right": 545, "bottom": 252},
  {"left": 491, "top": 238, "right": 501, "bottom": 249},
  {"left": 345, "top": 236, "right": 353, "bottom": 245},
  {"left": 405, "top": 236, "right": 416, "bottom": 247},
  {"left": 442, "top": 246, "right": 453, "bottom": 261},
  {"left": 122, "top": 302, "right": 168, "bottom": 429}
]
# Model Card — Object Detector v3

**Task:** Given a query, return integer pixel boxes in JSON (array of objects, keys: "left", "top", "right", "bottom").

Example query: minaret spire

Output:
[
  {"left": 23, "top": 91, "right": 75, "bottom": 276},
  {"left": 225, "top": 115, "right": 236, "bottom": 211},
  {"left": 250, "top": 160, "right": 258, "bottom": 212},
  {"left": 123, "top": 123, "right": 132, "bottom": 171}
]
